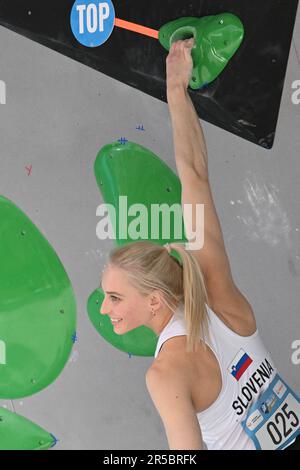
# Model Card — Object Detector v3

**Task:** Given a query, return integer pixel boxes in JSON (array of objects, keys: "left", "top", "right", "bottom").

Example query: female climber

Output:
[{"left": 100, "top": 38, "right": 300, "bottom": 450}]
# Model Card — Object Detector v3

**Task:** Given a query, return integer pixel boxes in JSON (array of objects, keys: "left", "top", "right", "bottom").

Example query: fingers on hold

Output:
[
  {"left": 172, "top": 41, "right": 179, "bottom": 51},
  {"left": 169, "top": 43, "right": 176, "bottom": 54},
  {"left": 186, "top": 38, "right": 195, "bottom": 46},
  {"left": 170, "top": 39, "right": 192, "bottom": 56}
]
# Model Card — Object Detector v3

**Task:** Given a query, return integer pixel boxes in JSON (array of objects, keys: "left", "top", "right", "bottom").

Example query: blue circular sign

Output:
[{"left": 70, "top": 0, "right": 115, "bottom": 47}]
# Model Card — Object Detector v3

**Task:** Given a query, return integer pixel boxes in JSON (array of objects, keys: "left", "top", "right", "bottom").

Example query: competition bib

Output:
[{"left": 242, "top": 374, "right": 300, "bottom": 450}]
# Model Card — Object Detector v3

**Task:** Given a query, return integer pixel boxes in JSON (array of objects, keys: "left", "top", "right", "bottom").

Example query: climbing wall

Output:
[{"left": 0, "top": 0, "right": 299, "bottom": 148}]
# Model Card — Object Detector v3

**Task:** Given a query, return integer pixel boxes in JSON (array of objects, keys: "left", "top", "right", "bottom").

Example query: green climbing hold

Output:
[
  {"left": 0, "top": 196, "right": 77, "bottom": 399},
  {"left": 89, "top": 141, "right": 187, "bottom": 356},
  {"left": 94, "top": 141, "right": 187, "bottom": 247},
  {"left": 0, "top": 407, "right": 56, "bottom": 450},
  {"left": 159, "top": 13, "right": 244, "bottom": 89}
]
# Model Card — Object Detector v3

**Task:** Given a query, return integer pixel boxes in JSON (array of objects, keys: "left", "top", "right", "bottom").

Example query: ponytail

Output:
[{"left": 168, "top": 243, "right": 209, "bottom": 353}]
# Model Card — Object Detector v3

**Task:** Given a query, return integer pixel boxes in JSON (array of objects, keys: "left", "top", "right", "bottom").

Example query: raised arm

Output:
[{"left": 166, "top": 40, "right": 255, "bottom": 328}]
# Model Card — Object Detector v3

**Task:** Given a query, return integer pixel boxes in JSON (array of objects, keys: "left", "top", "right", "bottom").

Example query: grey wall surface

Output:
[{"left": 0, "top": 7, "right": 299, "bottom": 450}]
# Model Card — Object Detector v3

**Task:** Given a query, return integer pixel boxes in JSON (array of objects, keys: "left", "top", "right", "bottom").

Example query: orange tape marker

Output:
[{"left": 114, "top": 18, "right": 159, "bottom": 39}]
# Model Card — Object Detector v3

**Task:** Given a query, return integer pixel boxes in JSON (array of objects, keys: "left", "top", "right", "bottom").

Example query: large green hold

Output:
[
  {"left": 0, "top": 196, "right": 77, "bottom": 399},
  {"left": 159, "top": 13, "right": 244, "bottom": 89},
  {"left": 0, "top": 407, "right": 56, "bottom": 450},
  {"left": 89, "top": 141, "right": 187, "bottom": 356}
]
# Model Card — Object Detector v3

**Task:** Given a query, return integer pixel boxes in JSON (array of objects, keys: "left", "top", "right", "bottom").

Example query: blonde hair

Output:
[{"left": 108, "top": 240, "right": 209, "bottom": 354}]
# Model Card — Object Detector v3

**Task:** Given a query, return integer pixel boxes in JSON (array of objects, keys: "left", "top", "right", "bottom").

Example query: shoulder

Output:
[
  {"left": 147, "top": 336, "right": 209, "bottom": 411},
  {"left": 146, "top": 360, "right": 204, "bottom": 450},
  {"left": 151, "top": 335, "right": 208, "bottom": 385},
  {"left": 147, "top": 341, "right": 194, "bottom": 403},
  {"left": 148, "top": 342, "right": 189, "bottom": 378},
  {"left": 152, "top": 336, "right": 198, "bottom": 375},
  {"left": 146, "top": 361, "right": 186, "bottom": 391},
  {"left": 146, "top": 356, "right": 190, "bottom": 422}
]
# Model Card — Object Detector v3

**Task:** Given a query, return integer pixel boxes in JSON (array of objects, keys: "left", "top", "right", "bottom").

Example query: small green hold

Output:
[
  {"left": 159, "top": 13, "right": 244, "bottom": 90},
  {"left": 0, "top": 407, "right": 54, "bottom": 450}
]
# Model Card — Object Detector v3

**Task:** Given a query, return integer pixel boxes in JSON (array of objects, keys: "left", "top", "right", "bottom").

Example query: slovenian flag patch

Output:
[{"left": 228, "top": 349, "right": 253, "bottom": 381}]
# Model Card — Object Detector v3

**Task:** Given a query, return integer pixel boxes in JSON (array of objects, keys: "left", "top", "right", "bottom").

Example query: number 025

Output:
[{"left": 267, "top": 402, "right": 299, "bottom": 445}]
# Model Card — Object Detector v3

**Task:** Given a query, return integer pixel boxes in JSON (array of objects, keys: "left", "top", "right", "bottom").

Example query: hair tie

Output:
[
  {"left": 164, "top": 243, "right": 172, "bottom": 254},
  {"left": 164, "top": 243, "right": 183, "bottom": 267}
]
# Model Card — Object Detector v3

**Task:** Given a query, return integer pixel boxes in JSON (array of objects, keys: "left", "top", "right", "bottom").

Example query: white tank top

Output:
[{"left": 154, "top": 303, "right": 279, "bottom": 450}]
